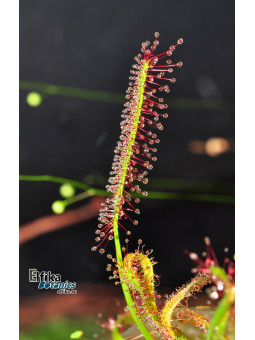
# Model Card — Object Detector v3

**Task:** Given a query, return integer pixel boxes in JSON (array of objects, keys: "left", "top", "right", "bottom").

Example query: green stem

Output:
[
  {"left": 140, "top": 191, "right": 234, "bottom": 204},
  {"left": 112, "top": 326, "right": 125, "bottom": 340},
  {"left": 206, "top": 295, "right": 230, "bottom": 340},
  {"left": 20, "top": 80, "right": 124, "bottom": 104},
  {"left": 113, "top": 216, "right": 154, "bottom": 340},
  {"left": 62, "top": 190, "right": 95, "bottom": 207},
  {"left": 19, "top": 174, "right": 108, "bottom": 197},
  {"left": 19, "top": 174, "right": 91, "bottom": 191},
  {"left": 206, "top": 267, "right": 235, "bottom": 340}
]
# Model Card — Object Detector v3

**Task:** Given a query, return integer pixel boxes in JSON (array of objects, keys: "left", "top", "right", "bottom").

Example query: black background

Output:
[{"left": 20, "top": 0, "right": 234, "bottom": 297}]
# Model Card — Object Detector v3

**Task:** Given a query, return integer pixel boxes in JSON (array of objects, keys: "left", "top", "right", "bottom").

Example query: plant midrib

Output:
[{"left": 112, "top": 60, "right": 154, "bottom": 340}]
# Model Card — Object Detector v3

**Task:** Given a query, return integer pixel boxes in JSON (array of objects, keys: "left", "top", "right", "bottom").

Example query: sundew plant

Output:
[
  {"left": 91, "top": 33, "right": 235, "bottom": 340},
  {"left": 19, "top": 33, "right": 235, "bottom": 340}
]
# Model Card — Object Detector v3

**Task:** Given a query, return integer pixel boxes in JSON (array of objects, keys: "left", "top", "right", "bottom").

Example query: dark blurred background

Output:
[{"left": 20, "top": 0, "right": 234, "bottom": 298}]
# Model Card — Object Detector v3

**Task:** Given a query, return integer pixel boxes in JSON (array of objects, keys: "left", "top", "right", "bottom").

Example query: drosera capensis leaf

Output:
[
  {"left": 92, "top": 32, "right": 183, "bottom": 254},
  {"left": 161, "top": 274, "right": 211, "bottom": 339},
  {"left": 92, "top": 32, "right": 183, "bottom": 340},
  {"left": 124, "top": 252, "right": 158, "bottom": 317}
]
